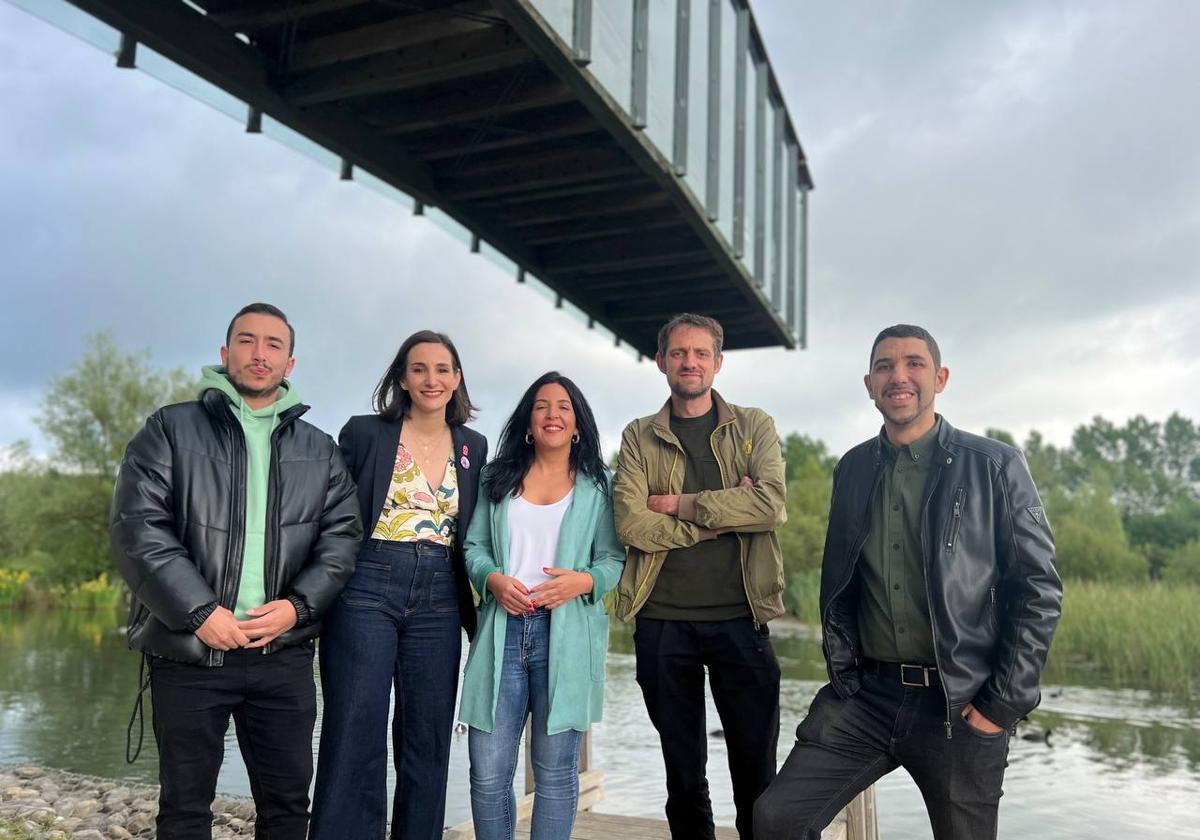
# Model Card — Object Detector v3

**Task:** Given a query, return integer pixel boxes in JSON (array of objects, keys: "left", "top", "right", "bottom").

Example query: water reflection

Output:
[{"left": 1, "top": 610, "right": 1197, "bottom": 837}]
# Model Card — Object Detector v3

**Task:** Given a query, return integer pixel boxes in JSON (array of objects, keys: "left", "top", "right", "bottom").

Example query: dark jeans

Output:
[
  {"left": 754, "top": 663, "right": 1011, "bottom": 840},
  {"left": 311, "top": 540, "right": 462, "bottom": 840},
  {"left": 149, "top": 644, "right": 317, "bottom": 840},
  {"left": 635, "top": 616, "right": 780, "bottom": 840}
]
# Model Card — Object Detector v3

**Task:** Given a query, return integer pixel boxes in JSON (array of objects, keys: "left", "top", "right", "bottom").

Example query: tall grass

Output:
[{"left": 1048, "top": 579, "right": 1200, "bottom": 696}]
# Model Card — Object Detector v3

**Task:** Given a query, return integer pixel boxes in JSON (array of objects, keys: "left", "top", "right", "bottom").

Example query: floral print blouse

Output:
[{"left": 370, "top": 442, "right": 459, "bottom": 546}]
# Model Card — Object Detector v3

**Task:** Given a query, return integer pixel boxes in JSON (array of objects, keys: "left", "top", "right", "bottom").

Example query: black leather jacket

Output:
[
  {"left": 111, "top": 390, "right": 362, "bottom": 666},
  {"left": 820, "top": 417, "right": 1062, "bottom": 732}
]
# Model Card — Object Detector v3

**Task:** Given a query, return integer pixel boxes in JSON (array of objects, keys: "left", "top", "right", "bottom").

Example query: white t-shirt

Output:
[{"left": 506, "top": 489, "right": 574, "bottom": 590}]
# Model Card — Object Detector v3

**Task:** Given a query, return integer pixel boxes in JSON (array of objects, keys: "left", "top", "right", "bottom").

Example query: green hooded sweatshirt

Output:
[{"left": 200, "top": 365, "right": 302, "bottom": 619}]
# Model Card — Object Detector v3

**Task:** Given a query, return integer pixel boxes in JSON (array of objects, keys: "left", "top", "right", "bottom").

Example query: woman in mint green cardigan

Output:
[{"left": 460, "top": 372, "right": 625, "bottom": 840}]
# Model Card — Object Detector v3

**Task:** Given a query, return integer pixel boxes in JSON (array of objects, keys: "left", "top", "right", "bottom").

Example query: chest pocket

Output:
[{"left": 942, "top": 486, "right": 966, "bottom": 553}]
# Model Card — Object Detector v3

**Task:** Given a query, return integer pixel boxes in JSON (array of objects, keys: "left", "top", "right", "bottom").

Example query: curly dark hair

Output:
[{"left": 484, "top": 371, "right": 608, "bottom": 503}]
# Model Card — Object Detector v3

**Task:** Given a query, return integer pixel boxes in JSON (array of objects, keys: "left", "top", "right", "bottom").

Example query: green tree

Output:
[
  {"left": 35, "top": 332, "right": 194, "bottom": 477},
  {"left": 1048, "top": 482, "right": 1147, "bottom": 581},
  {"left": 2, "top": 334, "right": 196, "bottom": 585},
  {"left": 778, "top": 433, "right": 836, "bottom": 618},
  {"left": 1163, "top": 540, "right": 1200, "bottom": 585}
]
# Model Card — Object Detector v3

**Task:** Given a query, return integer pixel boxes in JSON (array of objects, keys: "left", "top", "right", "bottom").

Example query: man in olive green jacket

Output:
[{"left": 613, "top": 313, "right": 787, "bottom": 840}]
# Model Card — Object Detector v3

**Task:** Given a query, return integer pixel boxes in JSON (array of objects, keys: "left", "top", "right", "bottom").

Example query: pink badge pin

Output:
[{"left": 460, "top": 455, "right": 470, "bottom": 470}]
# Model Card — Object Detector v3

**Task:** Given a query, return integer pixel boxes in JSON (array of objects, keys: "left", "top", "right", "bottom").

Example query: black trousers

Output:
[
  {"left": 149, "top": 644, "right": 317, "bottom": 840},
  {"left": 754, "top": 665, "right": 1010, "bottom": 840},
  {"left": 635, "top": 616, "right": 781, "bottom": 840}
]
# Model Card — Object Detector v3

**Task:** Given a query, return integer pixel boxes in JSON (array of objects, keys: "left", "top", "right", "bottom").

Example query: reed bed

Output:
[{"left": 1048, "top": 579, "right": 1200, "bottom": 696}]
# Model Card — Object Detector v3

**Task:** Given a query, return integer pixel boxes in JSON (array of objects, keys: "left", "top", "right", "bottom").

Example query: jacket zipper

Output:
[
  {"left": 260, "top": 427, "right": 283, "bottom": 655},
  {"left": 215, "top": 409, "right": 247, "bottom": 667},
  {"left": 944, "top": 486, "right": 965, "bottom": 552},
  {"left": 707, "top": 417, "right": 754, "bottom": 624},
  {"left": 920, "top": 460, "right": 955, "bottom": 739}
]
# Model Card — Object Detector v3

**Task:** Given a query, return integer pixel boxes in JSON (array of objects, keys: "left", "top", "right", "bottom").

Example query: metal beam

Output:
[
  {"left": 771, "top": 101, "right": 784, "bottom": 310},
  {"left": 115, "top": 32, "right": 136, "bottom": 68},
  {"left": 672, "top": 0, "right": 690, "bottom": 176},
  {"left": 573, "top": 0, "right": 592, "bottom": 65},
  {"left": 631, "top": 0, "right": 649, "bottom": 129},
  {"left": 732, "top": 3, "right": 748, "bottom": 257},
  {"left": 785, "top": 144, "right": 796, "bottom": 336},
  {"left": 704, "top": 0, "right": 720, "bottom": 221},
  {"left": 753, "top": 54, "right": 766, "bottom": 285},
  {"left": 799, "top": 187, "right": 809, "bottom": 349}
]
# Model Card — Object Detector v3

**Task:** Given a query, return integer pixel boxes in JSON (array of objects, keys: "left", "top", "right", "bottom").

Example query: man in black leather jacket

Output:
[
  {"left": 755, "top": 324, "right": 1062, "bottom": 840},
  {"left": 110, "top": 303, "right": 361, "bottom": 840}
]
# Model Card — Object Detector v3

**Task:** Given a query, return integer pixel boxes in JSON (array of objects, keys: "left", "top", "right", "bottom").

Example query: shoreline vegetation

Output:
[{"left": 1, "top": 570, "right": 1196, "bottom": 698}]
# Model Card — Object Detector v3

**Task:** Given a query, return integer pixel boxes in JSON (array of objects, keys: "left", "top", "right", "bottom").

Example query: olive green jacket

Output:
[{"left": 612, "top": 391, "right": 787, "bottom": 623}]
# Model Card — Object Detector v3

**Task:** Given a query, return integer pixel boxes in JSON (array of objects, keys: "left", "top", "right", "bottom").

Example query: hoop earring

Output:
[
  {"left": 571, "top": 433, "right": 580, "bottom": 444},
  {"left": 525, "top": 432, "right": 534, "bottom": 445}
]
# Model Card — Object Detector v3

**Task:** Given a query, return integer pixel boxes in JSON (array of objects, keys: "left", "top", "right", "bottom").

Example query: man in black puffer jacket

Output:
[
  {"left": 111, "top": 303, "right": 361, "bottom": 840},
  {"left": 755, "top": 324, "right": 1062, "bottom": 840}
]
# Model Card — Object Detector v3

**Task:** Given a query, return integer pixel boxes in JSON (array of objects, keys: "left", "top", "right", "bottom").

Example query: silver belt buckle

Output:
[{"left": 900, "top": 664, "right": 930, "bottom": 687}]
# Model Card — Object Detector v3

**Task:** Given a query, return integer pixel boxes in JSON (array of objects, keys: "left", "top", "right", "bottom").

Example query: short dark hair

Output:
[
  {"left": 226, "top": 302, "right": 295, "bottom": 354},
  {"left": 869, "top": 324, "right": 942, "bottom": 369},
  {"left": 373, "top": 330, "right": 477, "bottom": 426},
  {"left": 483, "top": 371, "right": 608, "bottom": 504},
  {"left": 656, "top": 313, "right": 725, "bottom": 357}
]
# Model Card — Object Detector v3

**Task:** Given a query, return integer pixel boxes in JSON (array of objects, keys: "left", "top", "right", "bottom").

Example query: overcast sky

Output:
[{"left": 2, "top": 0, "right": 1198, "bottom": 462}]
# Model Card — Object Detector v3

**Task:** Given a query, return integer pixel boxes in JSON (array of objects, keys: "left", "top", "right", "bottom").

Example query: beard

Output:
[{"left": 228, "top": 367, "right": 283, "bottom": 401}]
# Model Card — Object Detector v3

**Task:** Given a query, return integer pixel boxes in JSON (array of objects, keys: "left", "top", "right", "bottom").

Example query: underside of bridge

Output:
[{"left": 36, "top": 0, "right": 813, "bottom": 357}]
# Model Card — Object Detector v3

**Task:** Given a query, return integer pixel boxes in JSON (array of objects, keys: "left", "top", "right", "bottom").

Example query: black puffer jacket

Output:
[
  {"left": 820, "top": 417, "right": 1062, "bottom": 731},
  {"left": 111, "top": 390, "right": 362, "bottom": 666}
]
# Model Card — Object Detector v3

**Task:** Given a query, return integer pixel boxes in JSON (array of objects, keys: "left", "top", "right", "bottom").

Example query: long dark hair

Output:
[
  {"left": 373, "top": 330, "right": 477, "bottom": 425},
  {"left": 485, "top": 371, "right": 608, "bottom": 503}
]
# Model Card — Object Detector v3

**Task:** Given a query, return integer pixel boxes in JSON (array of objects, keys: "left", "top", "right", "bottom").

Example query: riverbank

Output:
[{"left": 0, "top": 766, "right": 254, "bottom": 839}]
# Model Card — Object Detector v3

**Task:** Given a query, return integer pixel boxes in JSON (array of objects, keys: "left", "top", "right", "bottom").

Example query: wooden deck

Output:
[{"left": 509, "top": 810, "right": 852, "bottom": 839}]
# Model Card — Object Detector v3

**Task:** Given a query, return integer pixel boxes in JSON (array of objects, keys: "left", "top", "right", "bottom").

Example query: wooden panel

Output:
[
  {"left": 284, "top": 27, "right": 533, "bottom": 105},
  {"left": 286, "top": 1, "right": 497, "bottom": 70}
]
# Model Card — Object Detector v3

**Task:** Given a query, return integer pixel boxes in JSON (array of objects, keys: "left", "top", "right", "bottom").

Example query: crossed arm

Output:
[{"left": 612, "top": 415, "right": 787, "bottom": 554}]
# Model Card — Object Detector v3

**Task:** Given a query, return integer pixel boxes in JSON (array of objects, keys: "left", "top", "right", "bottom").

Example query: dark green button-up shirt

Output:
[{"left": 856, "top": 419, "right": 941, "bottom": 664}]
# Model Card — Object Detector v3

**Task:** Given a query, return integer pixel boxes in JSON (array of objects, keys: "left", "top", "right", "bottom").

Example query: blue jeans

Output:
[
  {"left": 311, "top": 540, "right": 462, "bottom": 840},
  {"left": 469, "top": 608, "right": 583, "bottom": 840}
]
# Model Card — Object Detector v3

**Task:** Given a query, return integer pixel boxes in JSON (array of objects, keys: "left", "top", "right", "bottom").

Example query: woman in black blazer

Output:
[{"left": 312, "top": 330, "right": 487, "bottom": 840}]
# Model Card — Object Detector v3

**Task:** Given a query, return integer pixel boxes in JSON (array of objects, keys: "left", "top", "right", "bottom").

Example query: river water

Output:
[{"left": 1, "top": 608, "right": 1197, "bottom": 838}]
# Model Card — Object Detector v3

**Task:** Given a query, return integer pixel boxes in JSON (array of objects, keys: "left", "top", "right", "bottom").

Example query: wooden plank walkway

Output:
[
  {"left": 513, "top": 812, "right": 738, "bottom": 839},
  {"left": 506, "top": 808, "right": 850, "bottom": 839}
]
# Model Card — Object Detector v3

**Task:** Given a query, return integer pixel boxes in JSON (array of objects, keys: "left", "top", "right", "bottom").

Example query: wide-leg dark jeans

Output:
[
  {"left": 311, "top": 539, "right": 462, "bottom": 840},
  {"left": 635, "top": 616, "right": 781, "bottom": 840},
  {"left": 753, "top": 668, "right": 1011, "bottom": 840},
  {"left": 149, "top": 644, "right": 317, "bottom": 840}
]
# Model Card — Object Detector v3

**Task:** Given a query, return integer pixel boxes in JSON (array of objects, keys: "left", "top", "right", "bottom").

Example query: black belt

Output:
[{"left": 865, "top": 659, "right": 940, "bottom": 688}]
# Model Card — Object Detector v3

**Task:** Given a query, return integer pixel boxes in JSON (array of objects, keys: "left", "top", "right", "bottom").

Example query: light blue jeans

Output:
[{"left": 469, "top": 608, "right": 583, "bottom": 840}]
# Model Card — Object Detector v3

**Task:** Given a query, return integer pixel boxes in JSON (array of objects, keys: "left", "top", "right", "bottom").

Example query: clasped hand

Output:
[
  {"left": 486, "top": 569, "right": 593, "bottom": 616},
  {"left": 195, "top": 600, "right": 298, "bottom": 651}
]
